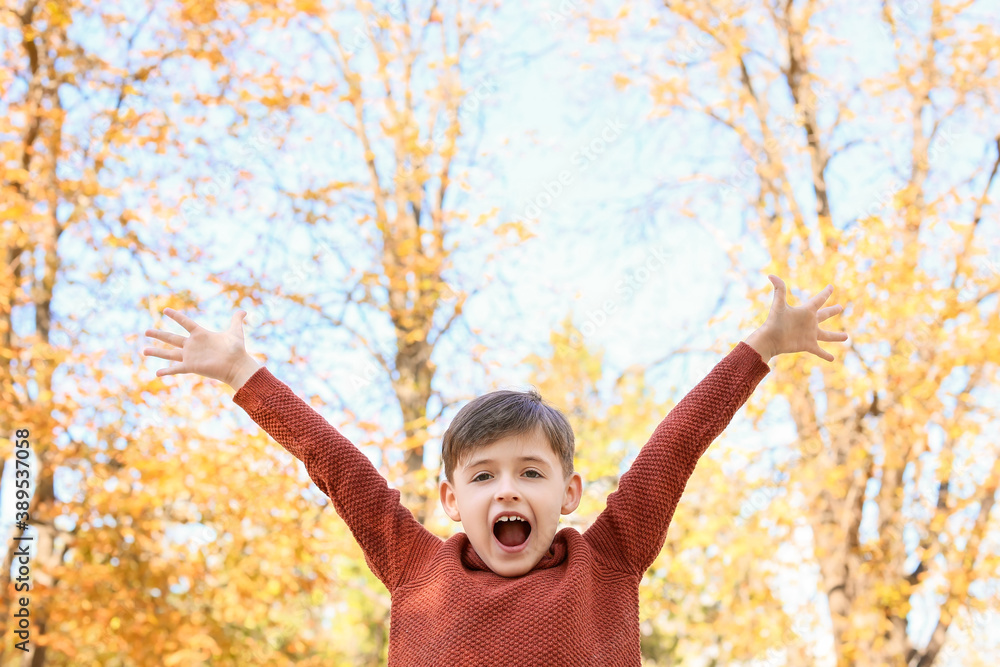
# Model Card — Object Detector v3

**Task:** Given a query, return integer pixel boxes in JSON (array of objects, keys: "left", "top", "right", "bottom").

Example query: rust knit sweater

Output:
[{"left": 232, "top": 341, "right": 771, "bottom": 666}]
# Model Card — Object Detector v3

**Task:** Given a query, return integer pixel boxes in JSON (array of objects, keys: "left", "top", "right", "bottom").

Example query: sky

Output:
[{"left": 2, "top": 0, "right": 999, "bottom": 663}]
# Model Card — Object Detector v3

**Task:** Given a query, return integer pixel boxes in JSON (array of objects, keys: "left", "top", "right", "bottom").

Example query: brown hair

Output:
[{"left": 441, "top": 388, "right": 575, "bottom": 484}]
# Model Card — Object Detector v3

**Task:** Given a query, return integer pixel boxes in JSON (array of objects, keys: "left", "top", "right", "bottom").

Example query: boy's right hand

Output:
[{"left": 143, "top": 308, "right": 256, "bottom": 386}]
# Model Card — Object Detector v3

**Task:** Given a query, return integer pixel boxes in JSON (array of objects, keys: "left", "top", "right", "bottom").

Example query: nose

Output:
[{"left": 494, "top": 474, "right": 520, "bottom": 501}]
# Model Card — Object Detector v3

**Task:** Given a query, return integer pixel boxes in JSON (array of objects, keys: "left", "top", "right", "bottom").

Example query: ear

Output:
[
  {"left": 560, "top": 472, "right": 583, "bottom": 515},
  {"left": 439, "top": 479, "right": 462, "bottom": 522}
]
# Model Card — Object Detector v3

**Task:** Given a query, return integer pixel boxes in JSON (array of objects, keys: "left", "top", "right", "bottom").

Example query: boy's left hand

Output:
[{"left": 758, "top": 275, "right": 849, "bottom": 362}]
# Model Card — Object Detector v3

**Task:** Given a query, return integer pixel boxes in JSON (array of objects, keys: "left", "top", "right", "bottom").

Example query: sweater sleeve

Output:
[
  {"left": 231, "top": 366, "right": 433, "bottom": 592},
  {"left": 583, "top": 341, "right": 771, "bottom": 576}
]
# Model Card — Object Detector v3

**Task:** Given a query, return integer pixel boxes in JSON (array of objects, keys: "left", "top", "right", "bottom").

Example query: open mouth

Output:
[{"left": 493, "top": 516, "right": 531, "bottom": 551}]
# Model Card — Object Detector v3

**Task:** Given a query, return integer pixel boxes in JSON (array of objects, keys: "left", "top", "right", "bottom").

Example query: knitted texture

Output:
[{"left": 232, "top": 341, "right": 771, "bottom": 666}]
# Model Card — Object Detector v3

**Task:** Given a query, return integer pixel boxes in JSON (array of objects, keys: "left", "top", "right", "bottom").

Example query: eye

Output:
[
  {"left": 472, "top": 472, "right": 491, "bottom": 482},
  {"left": 525, "top": 470, "right": 542, "bottom": 478}
]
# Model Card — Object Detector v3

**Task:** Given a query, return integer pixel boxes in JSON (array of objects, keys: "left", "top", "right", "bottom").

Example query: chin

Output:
[
  {"left": 493, "top": 563, "right": 533, "bottom": 577},
  {"left": 493, "top": 553, "right": 541, "bottom": 577}
]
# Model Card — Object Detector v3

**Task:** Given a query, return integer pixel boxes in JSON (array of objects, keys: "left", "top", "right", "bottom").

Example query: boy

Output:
[{"left": 143, "top": 275, "right": 848, "bottom": 665}]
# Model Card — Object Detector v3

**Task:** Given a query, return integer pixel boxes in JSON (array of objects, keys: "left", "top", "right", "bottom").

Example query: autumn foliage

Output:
[{"left": 2, "top": 0, "right": 998, "bottom": 666}]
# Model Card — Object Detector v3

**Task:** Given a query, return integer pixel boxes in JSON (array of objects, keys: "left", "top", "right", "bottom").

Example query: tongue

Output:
[{"left": 495, "top": 520, "right": 530, "bottom": 547}]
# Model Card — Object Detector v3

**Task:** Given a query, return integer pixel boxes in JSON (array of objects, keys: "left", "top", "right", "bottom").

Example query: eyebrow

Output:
[{"left": 464, "top": 455, "right": 551, "bottom": 471}]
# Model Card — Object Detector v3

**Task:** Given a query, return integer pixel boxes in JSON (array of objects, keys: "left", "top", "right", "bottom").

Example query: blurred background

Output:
[{"left": 1, "top": 0, "right": 999, "bottom": 664}]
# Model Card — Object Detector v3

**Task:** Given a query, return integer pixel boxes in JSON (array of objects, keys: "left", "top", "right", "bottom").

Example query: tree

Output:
[
  {"left": 584, "top": 0, "right": 1000, "bottom": 664},
  {"left": 0, "top": 0, "right": 243, "bottom": 661},
  {"left": 239, "top": 0, "right": 525, "bottom": 525},
  {"left": 2, "top": 0, "right": 530, "bottom": 663}
]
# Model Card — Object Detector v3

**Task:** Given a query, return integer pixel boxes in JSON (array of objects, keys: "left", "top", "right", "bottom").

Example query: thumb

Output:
[
  {"left": 230, "top": 309, "right": 247, "bottom": 335},
  {"left": 768, "top": 275, "right": 786, "bottom": 308}
]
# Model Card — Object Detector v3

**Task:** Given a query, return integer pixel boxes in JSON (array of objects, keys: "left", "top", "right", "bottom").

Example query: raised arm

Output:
[
  {"left": 583, "top": 276, "right": 849, "bottom": 575},
  {"left": 231, "top": 366, "right": 435, "bottom": 592},
  {"left": 584, "top": 341, "right": 771, "bottom": 575},
  {"left": 143, "top": 307, "right": 437, "bottom": 592}
]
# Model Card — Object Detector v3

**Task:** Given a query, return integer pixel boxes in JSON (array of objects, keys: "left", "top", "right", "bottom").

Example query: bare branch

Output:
[{"left": 971, "top": 136, "right": 1000, "bottom": 229}]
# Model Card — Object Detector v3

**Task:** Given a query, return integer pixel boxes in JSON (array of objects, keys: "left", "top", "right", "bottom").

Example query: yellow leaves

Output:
[
  {"left": 4, "top": 167, "right": 30, "bottom": 185},
  {"left": 401, "top": 327, "right": 426, "bottom": 344},
  {"left": 473, "top": 207, "right": 498, "bottom": 228},
  {"left": 45, "top": 1, "right": 74, "bottom": 28},
  {"left": 873, "top": 580, "right": 913, "bottom": 609},
  {"left": 492, "top": 219, "right": 536, "bottom": 242},
  {"left": 40, "top": 631, "right": 79, "bottom": 658},
  {"left": 935, "top": 25, "right": 957, "bottom": 41},
  {"left": 164, "top": 636, "right": 221, "bottom": 667},
  {"left": 179, "top": 0, "right": 220, "bottom": 24},
  {"left": 105, "top": 235, "right": 132, "bottom": 249},
  {"left": 948, "top": 569, "right": 970, "bottom": 598},
  {"left": 587, "top": 18, "right": 621, "bottom": 43},
  {"left": 293, "top": 0, "right": 324, "bottom": 15}
]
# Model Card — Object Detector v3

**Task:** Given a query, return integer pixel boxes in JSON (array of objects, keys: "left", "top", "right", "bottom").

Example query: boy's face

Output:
[{"left": 439, "top": 428, "right": 582, "bottom": 577}]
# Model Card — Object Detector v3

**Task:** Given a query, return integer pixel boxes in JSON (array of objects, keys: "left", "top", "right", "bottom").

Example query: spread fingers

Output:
[
  {"left": 817, "top": 304, "right": 844, "bottom": 322},
  {"left": 143, "top": 347, "right": 182, "bottom": 362},
  {"left": 817, "top": 329, "right": 849, "bottom": 342},
  {"left": 145, "top": 329, "right": 186, "bottom": 347}
]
